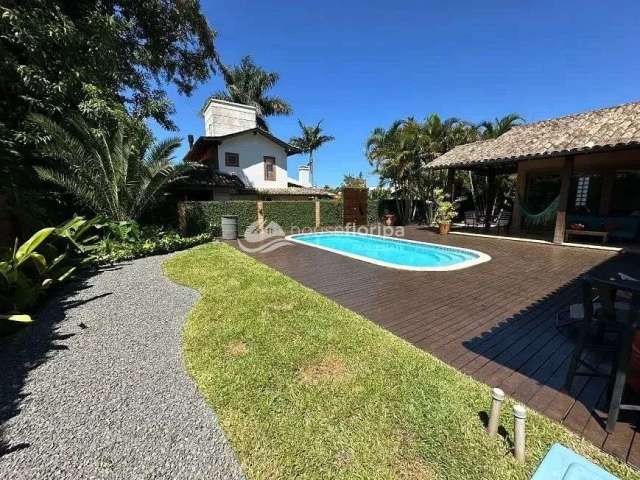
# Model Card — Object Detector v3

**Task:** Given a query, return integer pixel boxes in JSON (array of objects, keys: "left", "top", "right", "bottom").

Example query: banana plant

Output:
[
  {"left": 0, "top": 314, "right": 33, "bottom": 324},
  {"left": 0, "top": 216, "right": 99, "bottom": 324},
  {"left": 0, "top": 227, "right": 56, "bottom": 318}
]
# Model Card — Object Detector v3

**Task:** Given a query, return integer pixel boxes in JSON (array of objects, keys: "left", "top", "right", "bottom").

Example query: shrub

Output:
[
  {"left": 140, "top": 194, "right": 179, "bottom": 229},
  {"left": 263, "top": 201, "right": 315, "bottom": 231},
  {"left": 90, "top": 232, "right": 211, "bottom": 265},
  {"left": 183, "top": 201, "right": 257, "bottom": 237},
  {"left": 1, "top": 216, "right": 98, "bottom": 325},
  {"left": 97, "top": 220, "right": 142, "bottom": 242},
  {"left": 368, "top": 199, "right": 380, "bottom": 224},
  {"left": 319, "top": 200, "right": 343, "bottom": 226}
]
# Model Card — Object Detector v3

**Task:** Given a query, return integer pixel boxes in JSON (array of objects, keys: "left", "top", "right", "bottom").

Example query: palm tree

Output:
[
  {"left": 366, "top": 115, "right": 476, "bottom": 193},
  {"left": 464, "top": 113, "right": 523, "bottom": 216},
  {"left": 479, "top": 113, "right": 524, "bottom": 139},
  {"left": 212, "top": 56, "right": 292, "bottom": 131},
  {"left": 29, "top": 113, "right": 185, "bottom": 221},
  {"left": 366, "top": 115, "right": 478, "bottom": 224},
  {"left": 289, "top": 120, "right": 335, "bottom": 187},
  {"left": 365, "top": 119, "right": 424, "bottom": 224}
]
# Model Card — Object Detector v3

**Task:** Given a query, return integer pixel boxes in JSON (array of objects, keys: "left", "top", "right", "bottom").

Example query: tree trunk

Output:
[{"left": 468, "top": 171, "right": 478, "bottom": 214}]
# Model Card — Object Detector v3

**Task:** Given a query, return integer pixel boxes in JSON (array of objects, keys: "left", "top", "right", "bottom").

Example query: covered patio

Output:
[{"left": 430, "top": 102, "right": 640, "bottom": 247}]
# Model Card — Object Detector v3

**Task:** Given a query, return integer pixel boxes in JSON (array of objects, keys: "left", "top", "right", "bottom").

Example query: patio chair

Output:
[
  {"left": 564, "top": 276, "right": 640, "bottom": 432},
  {"left": 556, "top": 273, "right": 638, "bottom": 329},
  {"left": 464, "top": 210, "right": 478, "bottom": 228},
  {"left": 490, "top": 210, "right": 512, "bottom": 234}
]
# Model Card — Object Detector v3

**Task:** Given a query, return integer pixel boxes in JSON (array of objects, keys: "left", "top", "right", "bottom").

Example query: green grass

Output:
[{"left": 164, "top": 243, "right": 639, "bottom": 479}]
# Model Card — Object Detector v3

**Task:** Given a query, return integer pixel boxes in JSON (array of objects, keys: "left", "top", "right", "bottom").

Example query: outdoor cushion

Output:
[
  {"left": 567, "top": 214, "right": 640, "bottom": 240},
  {"left": 607, "top": 216, "right": 640, "bottom": 240},
  {"left": 530, "top": 443, "right": 618, "bottom": 480}
]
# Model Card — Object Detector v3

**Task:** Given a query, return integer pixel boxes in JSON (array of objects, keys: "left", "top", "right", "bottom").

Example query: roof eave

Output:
[
  {"left": 183, "top": 130, "right": 301, "bottom": 158},
  {"left": 428, "top": 141, "right": 640, "bottom": 170}
]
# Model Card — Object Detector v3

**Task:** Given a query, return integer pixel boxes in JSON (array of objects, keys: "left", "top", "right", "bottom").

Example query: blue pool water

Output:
[{"left": 287, "top": 232, "right": 490, "bottom": 271}]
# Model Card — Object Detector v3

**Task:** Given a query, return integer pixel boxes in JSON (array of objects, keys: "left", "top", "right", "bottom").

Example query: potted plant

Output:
[{"left": 433, "top": 188, "right": 458, "bottom": 235}]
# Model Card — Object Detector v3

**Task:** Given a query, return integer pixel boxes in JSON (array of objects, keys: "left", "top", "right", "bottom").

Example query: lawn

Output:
[{"left": 164, "top": 243, "right": 639, "bottom": 479}]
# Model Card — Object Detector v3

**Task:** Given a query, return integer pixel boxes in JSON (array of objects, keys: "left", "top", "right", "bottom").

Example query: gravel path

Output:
[{"left": 0, "top": 253, "right": 245, "bottom": 479}]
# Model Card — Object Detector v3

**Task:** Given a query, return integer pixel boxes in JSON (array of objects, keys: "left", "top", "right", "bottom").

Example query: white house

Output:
[{"left": 180, "top": 99, "right": 332, "bottom": 201}]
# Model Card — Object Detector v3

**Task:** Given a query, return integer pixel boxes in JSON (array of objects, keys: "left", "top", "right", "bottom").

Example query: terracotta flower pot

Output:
[
  {"left": 438, "top": 222, "right": 451, "bottom": 235},
  {"left": 383, "top": 214, "right": 396, "bottom": 226}
]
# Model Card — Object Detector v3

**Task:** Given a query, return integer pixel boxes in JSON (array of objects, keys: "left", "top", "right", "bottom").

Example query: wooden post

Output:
[
  {"left": 487, "top": 387, "right": 505, "bottom": 437},
  {"left": 256, "top": 200, "right": 264, "bottom": 232},
  {"left": 484, "top": 169, "right": 497, "bottom": 232},
  {"left": 511, "top": 164, "right": 526, "bottom": 234},
  {"left": 315, "top": 197, "right": 321, "bottom": 228},
  {"left": 553, "top": 156, "right": 574, "bottom": 244},
  {"left": 446, "top": 168, "right": 456, "bottom": 200},
  {"left": 599, "top": 171, "right": 615, "bottom": 215}
]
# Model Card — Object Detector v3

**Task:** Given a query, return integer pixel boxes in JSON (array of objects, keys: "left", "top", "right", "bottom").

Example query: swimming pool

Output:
[{"left": 286, "top": 232, "right": 491, "bottom": 271}]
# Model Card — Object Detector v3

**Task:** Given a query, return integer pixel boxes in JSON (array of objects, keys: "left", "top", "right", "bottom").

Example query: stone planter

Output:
[{"left": 438, "top": 222, "right": 451, "bottom": 235}]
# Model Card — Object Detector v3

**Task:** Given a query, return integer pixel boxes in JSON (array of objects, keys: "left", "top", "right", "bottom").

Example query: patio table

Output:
[{"left": 564, "top": 228, "right": 609, "bottom": 244}]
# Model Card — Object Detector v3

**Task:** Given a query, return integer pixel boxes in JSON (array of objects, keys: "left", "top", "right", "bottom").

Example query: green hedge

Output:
[
  {"left": 319, "top": 200, "right": 343, "bottom": 226},
  {"left": 368, "top": 199, "right": 380, "bottom": 224},
  {"left": 183, "top": 201, "right": 257, "bottom": 237},
  {"left": 263, "top": 201, "right": 315, "bottom": 231},
  {"left": 183, "top": 199, "right": 378, "bottom": 237}
]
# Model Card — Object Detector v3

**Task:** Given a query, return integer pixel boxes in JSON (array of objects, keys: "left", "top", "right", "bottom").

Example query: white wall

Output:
[
  {"left": 204, "top": 99, "right": 257, "bottom": 136},
  {"left": 217, "top": 132, "right": 288, "bottom": 188},
  {"left": 297, "top": 165, "right": 311, "bottom": 187}
]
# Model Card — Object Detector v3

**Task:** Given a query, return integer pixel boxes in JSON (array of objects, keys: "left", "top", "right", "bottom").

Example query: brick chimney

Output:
[{"left": 202, "top": 99, "right": 257, "bottom": 136}]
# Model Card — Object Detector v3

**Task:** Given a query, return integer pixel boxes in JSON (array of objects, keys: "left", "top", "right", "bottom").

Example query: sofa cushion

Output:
[{"left": 566, "top": 214, "right": 640, "bottom": 240}]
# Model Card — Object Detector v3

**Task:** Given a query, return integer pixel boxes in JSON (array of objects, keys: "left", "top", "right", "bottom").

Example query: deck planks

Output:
[{"left": 239, "top": 227, "right": 640, "bottom": 466}]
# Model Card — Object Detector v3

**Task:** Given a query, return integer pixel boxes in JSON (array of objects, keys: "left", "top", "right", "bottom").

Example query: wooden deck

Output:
[{"left": 240, "top": 226, "right": 640, "bottom": 466}]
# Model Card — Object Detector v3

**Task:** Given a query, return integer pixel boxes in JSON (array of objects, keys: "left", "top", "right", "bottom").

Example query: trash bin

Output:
[{"left": 221, "top": 215, "right": 238, "bottom": 240}]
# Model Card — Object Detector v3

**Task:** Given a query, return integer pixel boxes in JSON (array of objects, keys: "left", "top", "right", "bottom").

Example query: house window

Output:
[
  {"left": 575, "top": 176, "right": 590, "bottom": 207},
  {"left": 264, "top": 156, "right": 276, "bottom": 181},
  {"left": 225, "top": 152, "right": 239, "bottom": 167}
]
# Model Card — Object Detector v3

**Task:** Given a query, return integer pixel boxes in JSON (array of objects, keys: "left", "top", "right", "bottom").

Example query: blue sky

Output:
[{"left": 153, "top": 0, "right": 640, "bottom": 187}]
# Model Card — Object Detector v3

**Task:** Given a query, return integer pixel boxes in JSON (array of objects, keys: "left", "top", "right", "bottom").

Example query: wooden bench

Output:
[{"left": 565, "top": 229, "right": 609, "bottom": 244}]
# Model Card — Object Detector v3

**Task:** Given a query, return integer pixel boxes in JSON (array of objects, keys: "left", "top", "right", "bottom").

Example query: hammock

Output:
[{"left": 515, "top": 193, "right": 560, "bottom": 227}]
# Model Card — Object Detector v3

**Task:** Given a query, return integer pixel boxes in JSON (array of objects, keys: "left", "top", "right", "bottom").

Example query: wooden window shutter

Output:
[{"left": 264, "top": 156, "right": 276, "bottom": 181}]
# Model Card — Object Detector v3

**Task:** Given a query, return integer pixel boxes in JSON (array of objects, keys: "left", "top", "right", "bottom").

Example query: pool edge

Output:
[{"left": 285, "top": 231, "right": 492, "bottom": 272}]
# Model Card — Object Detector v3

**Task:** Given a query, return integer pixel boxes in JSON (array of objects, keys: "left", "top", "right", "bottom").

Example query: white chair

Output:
[
  {"left": 491, "top": 210, "right": 511, "bottom": 233},
  {"left": 464, "top": 211, "right": 478, "bottom": 228}
]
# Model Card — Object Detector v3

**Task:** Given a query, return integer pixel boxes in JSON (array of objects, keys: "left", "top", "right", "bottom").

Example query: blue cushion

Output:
[
  {"left": 530, "top": 444, "right": 618, "bottom": 480},
  {"left": 606, "top": 216, "right": 640, "bottom": 240},
  {"left": 566, "top": 214, "right": 640, "bottom": 240}
]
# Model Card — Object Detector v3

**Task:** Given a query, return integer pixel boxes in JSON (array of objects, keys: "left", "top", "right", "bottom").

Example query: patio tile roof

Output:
[
  {"left": 173, "top": 164, "right": 247, "bottom": 188},
  {"left": 429, "top": 101, "right": 640, "bottom": 169}
]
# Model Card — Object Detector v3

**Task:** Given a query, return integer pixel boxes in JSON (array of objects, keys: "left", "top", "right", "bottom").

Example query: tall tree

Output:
[
  {"left": 465, "top": 113, "right": 523, "bottom": 217},
  {"left": 212, "top": 56, "right": 292, "bottom": 131},
  {"left": 478, "top": 113, "right": 524, "bottom": 139},
  {"left": 289, "top": 120, "right": 334, "bottom": 187},
  {"left": 29, "top": 114, "right": 185, "bottom": 221},
  {"left": 341, "top": 172, "right": 367, "bottom": 190},
  {"left": 366, "top": 115, "right": 477, "bottom": 224},
  {"left": 1, "top": 0, "right": 218, "bottom": 231},
  {"left": 1, "top": 0, "right": 218, "bottom": 142}
]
